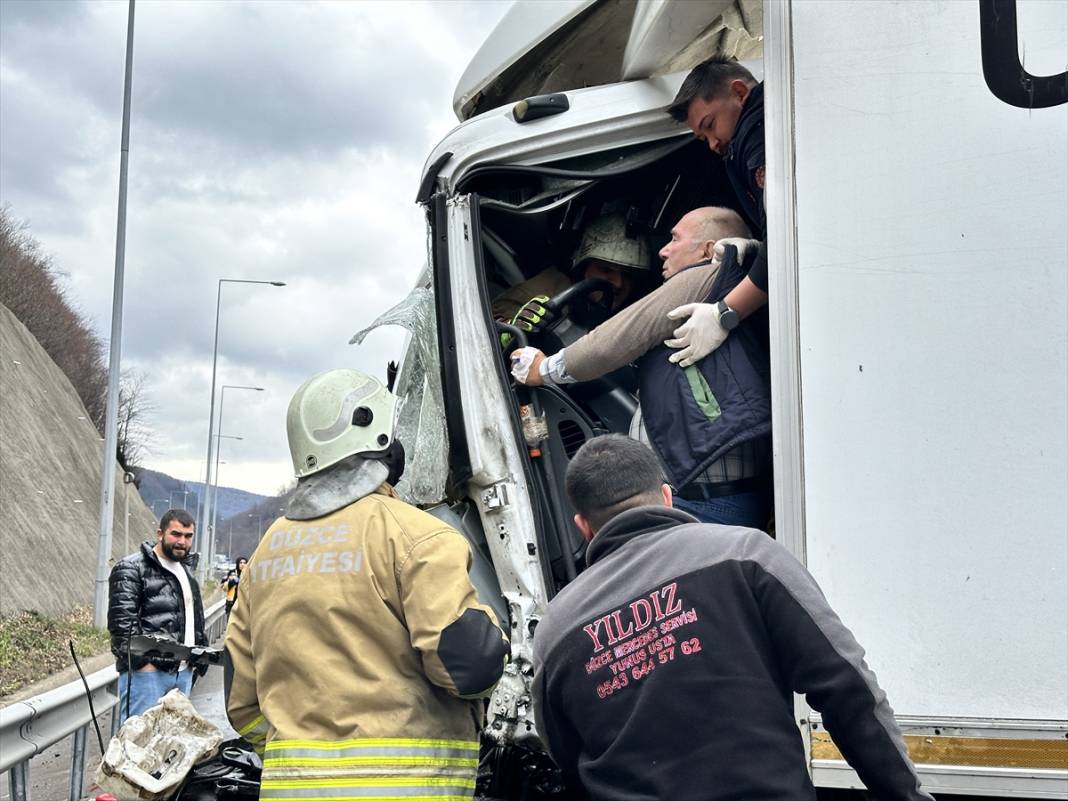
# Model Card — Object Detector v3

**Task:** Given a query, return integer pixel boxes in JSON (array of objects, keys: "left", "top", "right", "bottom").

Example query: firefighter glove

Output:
[{"left": 511, "top": 295, "right": 554, "bottom": 333}]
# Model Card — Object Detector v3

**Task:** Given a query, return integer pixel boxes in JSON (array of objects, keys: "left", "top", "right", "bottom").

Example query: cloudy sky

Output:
[{"left": 1, "top": 0, "right": 514, "bottom": 496}]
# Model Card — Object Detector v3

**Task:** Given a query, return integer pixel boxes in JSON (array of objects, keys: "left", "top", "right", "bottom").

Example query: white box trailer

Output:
[
  {"left": 367, "top": 1, "right": 1067, "bottom": 797},
  {"left": 764, "top": 1, "right": 1068, "bottom": 797}
]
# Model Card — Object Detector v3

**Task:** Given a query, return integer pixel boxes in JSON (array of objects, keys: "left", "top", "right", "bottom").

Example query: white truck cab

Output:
[{"left": 353, "top": 2, "right": 1068, "bottom": 798}]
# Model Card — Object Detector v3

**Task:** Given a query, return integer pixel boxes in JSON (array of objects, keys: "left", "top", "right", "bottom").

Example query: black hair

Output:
[
  {"left": 564, "top": 434, "right": 666, "bottom": 532},
  {"left": 159, "top": 508, "right": 195, "bottom": 532},
  {"left": 667, "top": 57, "right": 757, "bottom": 123}
]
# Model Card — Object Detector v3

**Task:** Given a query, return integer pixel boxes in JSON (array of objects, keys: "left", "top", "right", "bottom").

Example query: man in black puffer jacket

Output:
[{"left": 108, "top": 508, "right": 206, "bottom": 720}]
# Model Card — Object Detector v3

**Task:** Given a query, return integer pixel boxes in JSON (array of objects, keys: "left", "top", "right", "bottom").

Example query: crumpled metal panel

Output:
[{"left": 350, "top": 273, "right": 448, "bottom": 506}]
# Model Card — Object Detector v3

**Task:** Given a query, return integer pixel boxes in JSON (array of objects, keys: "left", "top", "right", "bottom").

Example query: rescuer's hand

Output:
[
  {"left": 511, "top": 295, "right": 554, "bottom": 333},
  {"left": 713, "top": 237, "right": 761, "bottom": 266},
  {"left": 665, "top": 303, "right": 728, "bottom": 367},
  {"left": 510, "top": 347, "right": 546, "bottom": 385}
]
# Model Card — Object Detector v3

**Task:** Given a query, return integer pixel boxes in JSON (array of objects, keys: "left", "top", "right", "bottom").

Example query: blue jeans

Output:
[
  {"left": 118, "top": 667, "right": 192, "bottom": 721},
  {"left": 673, "top": 490, "right": 768, "bottom": 530}
]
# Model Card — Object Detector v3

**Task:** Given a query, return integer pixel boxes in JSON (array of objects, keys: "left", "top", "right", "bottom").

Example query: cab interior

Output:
[{"left": 456, "top": 136, "right": 761, "bottom": 593}]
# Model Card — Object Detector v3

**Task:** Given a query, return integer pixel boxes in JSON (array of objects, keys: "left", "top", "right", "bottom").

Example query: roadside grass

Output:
[{"left": 0, "top": 606, "right": 110, "bottom": 697}]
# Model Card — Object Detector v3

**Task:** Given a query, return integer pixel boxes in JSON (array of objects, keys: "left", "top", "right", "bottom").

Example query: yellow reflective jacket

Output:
[{"left": 225, "top": 485, "right": 508, "bottom": 800}]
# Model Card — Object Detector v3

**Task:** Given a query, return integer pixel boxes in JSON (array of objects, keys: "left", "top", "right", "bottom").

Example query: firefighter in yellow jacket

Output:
[{"left": 225, "top": 368, "right": 509, "bottom": 800}]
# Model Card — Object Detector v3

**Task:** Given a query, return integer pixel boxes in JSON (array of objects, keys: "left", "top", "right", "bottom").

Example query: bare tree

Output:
[{"left": 117, "top": 369, "right": 155, "bottom": 470}]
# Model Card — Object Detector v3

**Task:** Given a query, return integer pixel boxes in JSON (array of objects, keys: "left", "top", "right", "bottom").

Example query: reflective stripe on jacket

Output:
[{"left": 225, "top": 485, "right": 508, "bottom": 798}]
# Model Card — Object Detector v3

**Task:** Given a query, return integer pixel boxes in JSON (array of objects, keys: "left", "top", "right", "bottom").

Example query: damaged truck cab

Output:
[{"left": 353, "top": 1, "right": 1068, "bottom": 799}]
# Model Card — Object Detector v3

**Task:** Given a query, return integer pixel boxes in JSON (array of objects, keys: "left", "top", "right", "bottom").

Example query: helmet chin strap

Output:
[{"left": 378, "top": 439, "right": 406, "bottom": 487}]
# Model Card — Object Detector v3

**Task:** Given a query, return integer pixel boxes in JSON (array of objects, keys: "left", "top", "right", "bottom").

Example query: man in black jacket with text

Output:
[
  {"left": 108, "top": 508, "right": 206, "bottom": 720},
  {"left": 532, "top": 435, "right": 933, "bottom": 801}
]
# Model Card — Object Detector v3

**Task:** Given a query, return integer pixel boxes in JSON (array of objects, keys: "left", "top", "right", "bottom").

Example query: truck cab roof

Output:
[{"left": 452, "top": 0, "right": 762, "bottom": 122}]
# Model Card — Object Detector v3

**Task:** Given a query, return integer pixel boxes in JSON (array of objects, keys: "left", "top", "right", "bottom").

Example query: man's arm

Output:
[
  {"left": 724, "top": 274, "right": 767, "bottom": 317},
  {"left": 516, "top": 264, "right": 721, "bottom": 385},
  {"left": 664, "top": 242, "right": 768, "bottom": 366},
  {"left": 107, "top": 560, "right": 142, "bottom": 666},
  {"left": 399, "top": 529, "right": 509, "bottom": 699},
  {"left": 492, "top": 268, "right": 572, "bottom": 322},
  {"left": 742, "top": 531, "right": 934, "bottom": 801}
]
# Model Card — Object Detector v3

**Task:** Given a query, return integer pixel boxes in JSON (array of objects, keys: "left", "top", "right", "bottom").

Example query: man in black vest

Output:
[
  {"left": 664, "top": 57, "right": 770, "bottom": 367},
  {"left": 511, "top": 207, "right": 772, "bottom": 529},
  {"left": 532, "top": 434, "right": 935, "bottom": 801}
]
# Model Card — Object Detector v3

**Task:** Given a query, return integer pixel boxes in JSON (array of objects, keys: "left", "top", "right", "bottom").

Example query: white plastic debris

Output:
[{"left": 95, "top": 689, "right": 223, "bottom": 801}]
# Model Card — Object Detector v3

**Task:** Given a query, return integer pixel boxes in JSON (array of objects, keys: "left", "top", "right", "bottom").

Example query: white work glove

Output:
[
  {"left": 665, "top": 303, "right": 727, "bottom": 367},
  {"left": 714, "top": 237, "right": 760, "bottom": 264}
]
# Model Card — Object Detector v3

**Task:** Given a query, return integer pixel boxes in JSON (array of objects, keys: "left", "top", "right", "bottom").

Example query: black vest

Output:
[{"left": 637, "top": 246, "right": 771, "bottom": 488}]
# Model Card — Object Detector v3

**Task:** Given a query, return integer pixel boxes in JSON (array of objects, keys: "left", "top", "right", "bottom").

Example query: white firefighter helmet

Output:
[
  {"left": 572, "top": 213, "right": 652, "bottom": 274},
  {"left": 286, "top": 369, "right": 398, "bottom": 479}
]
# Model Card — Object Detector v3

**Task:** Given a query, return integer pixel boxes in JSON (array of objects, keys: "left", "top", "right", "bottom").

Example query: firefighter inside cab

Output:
[{"left": 225, "top": 368, "right": 509, "bottom": 800}]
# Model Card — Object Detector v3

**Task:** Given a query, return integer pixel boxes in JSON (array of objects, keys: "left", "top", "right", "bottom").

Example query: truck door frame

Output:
[{"left": 763, "top": 0, "right": 814, "bottom": 774}]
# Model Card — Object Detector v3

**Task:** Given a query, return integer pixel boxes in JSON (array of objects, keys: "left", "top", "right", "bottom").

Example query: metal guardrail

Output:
[{"left": 0, "top": 599, "right": 226, "bottom": 801}]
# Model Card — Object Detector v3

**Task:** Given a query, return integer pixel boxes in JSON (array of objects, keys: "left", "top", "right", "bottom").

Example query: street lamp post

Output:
[
  {"left": 91, "top": 0, "right": 137, "bottom": 628},
  {"left": 207, "top": 384, "right": 263, "bottom": 570},
  {"left": 211, "top": 432, "right": 245, "bottom": 563},
  {"left": 198, "top": 279, "right": 283, "bottom": 582}
]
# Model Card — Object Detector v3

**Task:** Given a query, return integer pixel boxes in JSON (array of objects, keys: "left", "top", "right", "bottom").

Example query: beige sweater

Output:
[{"left": 563, "top": 262, "right": 722, "bottom": 381}]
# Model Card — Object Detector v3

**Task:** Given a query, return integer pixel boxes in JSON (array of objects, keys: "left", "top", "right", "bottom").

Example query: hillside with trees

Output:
[
  {"left": 0, "top": 208, "right": 159, "bottom": 617},
  {"left": 0, "top": 303, "right": 158, "bottom": 615},
  {"left": 133, "top": 467, "right": 268, "bottom": 534},
  {"left": 0, "top": 208, "right": 149, "bottom": 470}
]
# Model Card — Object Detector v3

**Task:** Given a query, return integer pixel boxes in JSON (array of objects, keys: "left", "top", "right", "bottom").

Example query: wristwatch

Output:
[{"left": 715, "top": 301, "right": 740, "bottom": 331}]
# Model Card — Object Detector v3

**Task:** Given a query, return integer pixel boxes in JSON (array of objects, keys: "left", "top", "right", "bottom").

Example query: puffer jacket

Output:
[
  {"left": 225, "top": 484, "right": 509, "bottom": 801},
  {"left": 108, "top": 541, "right": 207, "bottom": 672}
]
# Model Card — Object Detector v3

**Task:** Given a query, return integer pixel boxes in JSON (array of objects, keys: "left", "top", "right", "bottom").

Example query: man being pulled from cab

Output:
[{"left": 511, "top": 206, "right": 772, "bottom": 529}]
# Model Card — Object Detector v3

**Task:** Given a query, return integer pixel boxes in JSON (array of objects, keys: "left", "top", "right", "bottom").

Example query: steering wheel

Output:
[
  {"left": 542, "top": 277, "right": 614, "bottom": 323},
  {"left": 498, "top": 276, "right": 616, "bottom": 357},
  {"left": 539, "top": 276, "right": 614, "bottom": 349}
]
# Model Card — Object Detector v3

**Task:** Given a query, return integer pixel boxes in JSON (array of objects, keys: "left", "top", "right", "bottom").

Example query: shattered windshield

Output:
[{"left": 350, "top": 266, "right": 448, "bottom": 506}]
